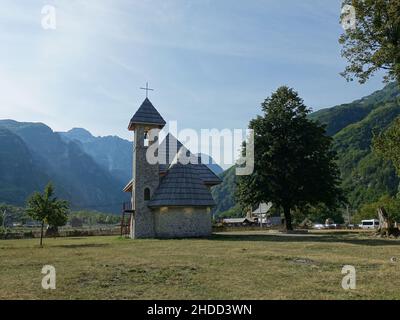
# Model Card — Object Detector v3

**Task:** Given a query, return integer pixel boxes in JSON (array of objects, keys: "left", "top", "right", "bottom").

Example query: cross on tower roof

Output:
[{"left": 140, "top": 82, "right": 154, "bottom": 98}]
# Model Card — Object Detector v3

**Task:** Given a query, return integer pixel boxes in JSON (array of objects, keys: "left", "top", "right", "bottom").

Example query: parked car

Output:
[
  {"left": 347, "top": 224, "right": 359, "bottom": 230},
  {"left": 313, "top": 224, "right": 325, "bottom": 230},
  {"left": 24, "top": 222, "right": 42, "bottom": 228},
  {"left": 326, "top": 223, "right": 343, "bottom": 229},
  {"left": 360, "top": 219, "right": 380, "bottom": 229}
]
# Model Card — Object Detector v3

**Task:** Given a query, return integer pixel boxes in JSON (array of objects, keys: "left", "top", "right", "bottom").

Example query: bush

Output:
[
  {"left": 0, "top": 227, "right": 11, "bottom": 239},
  {"left": 216, "top": 205, "right": 243, "bottom": 219},
  {"left": 68, "top": 210, "right": 120, "bottom": 226},
  {"left": 353, "top": 195, "right": 400, "bottom": 223},
  {"left": 23, "top": 231, "right": 34, "bottom": 239},
  {"left": 292, "top": 204, "right": 345, "bottom": 225}
]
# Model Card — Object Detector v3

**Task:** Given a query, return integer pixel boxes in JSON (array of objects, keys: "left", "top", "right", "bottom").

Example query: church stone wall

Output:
[
  {"left": 153, "top": 207, "right": 212, "bottom": 238},
  {"left": 131, "top": 126, "right": 159, "bottom": 239}
]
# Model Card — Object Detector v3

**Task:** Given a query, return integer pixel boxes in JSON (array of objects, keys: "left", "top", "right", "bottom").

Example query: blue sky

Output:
[{"left": 0, "top": 0, "right": 387, "bottom": 140}]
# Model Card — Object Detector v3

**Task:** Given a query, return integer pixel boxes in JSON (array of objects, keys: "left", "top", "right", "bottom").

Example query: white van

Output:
[{"left": 360, "top": 219, "right": 380, "bottom": 229}]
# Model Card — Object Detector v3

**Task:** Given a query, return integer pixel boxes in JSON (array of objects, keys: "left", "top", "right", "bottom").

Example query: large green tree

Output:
[
  {"left": 373, "top": 116, "right": 400, "bottom": 201},
  {"left": 339, "top": 0, "right": 400, "bottom": 84},
  {"left": 26, "top": 183, "right": 69, "bottom": 246},
  {"left": 236, "top": 87, "right": 343, "bottom": 230}
]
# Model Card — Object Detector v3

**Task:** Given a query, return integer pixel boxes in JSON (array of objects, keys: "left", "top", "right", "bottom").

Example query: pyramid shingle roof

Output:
[
  {"left": 128, "top": 98, "right": 166, "bottom": 130},
  {"left": 148, "top": 162, "right": 216, "bottom": 207}
]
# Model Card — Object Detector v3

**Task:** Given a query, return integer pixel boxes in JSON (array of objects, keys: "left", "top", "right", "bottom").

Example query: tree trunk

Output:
[
  {"left": 376, "top": 207, "right": 400, "bottom": 237},
  {"left": 283, "top": 205, "right": 293, "bottom": 231},
  {"left": 40, "top": 221, "right": 44, "bottom": 247}
]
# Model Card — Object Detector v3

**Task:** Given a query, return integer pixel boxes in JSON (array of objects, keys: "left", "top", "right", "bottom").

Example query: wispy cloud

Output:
[{"left": 0, "top": 0, "right": 386, "bottom": 140}]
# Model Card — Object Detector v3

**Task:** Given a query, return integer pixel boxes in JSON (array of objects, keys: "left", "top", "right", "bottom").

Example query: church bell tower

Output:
[{"left": 128, "top": 97, "right": 166, "bottom": 238}]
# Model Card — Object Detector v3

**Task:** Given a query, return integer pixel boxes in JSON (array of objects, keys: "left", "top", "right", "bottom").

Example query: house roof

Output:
[
  {"left": 252, "top": 202, "right": 273, "bottom": 214},
  {"left": 123, "top": 179, "right": 133, "bottom": 193},
  {"left": 148, "top": 162, "right": 216, "bottom": 208},
  {"left": 128, "top": 98, "right": 166, "bottom": 130},
  {"left": 223, "top": 218, "right": 254, "bottom": 224}
]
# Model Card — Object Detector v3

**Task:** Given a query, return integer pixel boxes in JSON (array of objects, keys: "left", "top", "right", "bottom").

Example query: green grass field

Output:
[{"left": 1, "top": 231, "right": 400, "bottom": 300}]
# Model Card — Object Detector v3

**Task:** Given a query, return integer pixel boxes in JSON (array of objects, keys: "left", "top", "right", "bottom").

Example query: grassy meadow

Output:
[{"left": 1, "top": 231, "right": 400, "bottom": 300}]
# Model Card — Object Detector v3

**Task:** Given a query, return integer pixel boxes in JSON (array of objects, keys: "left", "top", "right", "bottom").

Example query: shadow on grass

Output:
[
  {"left": 65, "top": 237, "right": 89, "bottom": 241},
  {"left": 210, "top": 233, "right": 400, "bottom": 246},
  {"left": 54, "top": 243, "right": 110, "bottom": 249}
]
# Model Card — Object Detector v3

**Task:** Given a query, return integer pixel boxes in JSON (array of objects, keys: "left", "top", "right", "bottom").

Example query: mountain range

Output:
[
  {"left": 212, "top": 82, "right": 400, "bottom": 216},
  {"left": 0, "top": 120, "right": 129, "bottom": 213},
  {"left": 59, "top": 128, "right": 132, "bottom": 185},
  {"left": 0, "top": 122, "right": 223, "bottom": 213}
]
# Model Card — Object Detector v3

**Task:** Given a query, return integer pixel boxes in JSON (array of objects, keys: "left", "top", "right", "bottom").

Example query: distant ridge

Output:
[{"left": 309, "top": 82, "right": 399, "bottom": 136}]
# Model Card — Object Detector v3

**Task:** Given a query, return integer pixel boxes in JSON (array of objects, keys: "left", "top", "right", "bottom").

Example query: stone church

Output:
[{"left": 123, "top": 98, "right": 221, "bottom": 238}]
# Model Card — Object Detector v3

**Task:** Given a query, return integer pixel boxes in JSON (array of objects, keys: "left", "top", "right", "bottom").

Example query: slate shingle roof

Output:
[
  {"left": 158, "top": 133, "right": 184, "bottom": 172},
  {"left": 128, "top": 98, "right": 166, "bottom": 130},
  {"left": 148, "top": 162, "right": 216, "bottom": 207},
  {"left": 158, "top": 134, "right": 222, "bottom": 186},
  {"left": 192, "top": 160, "right": 222, "bottom": 185}
]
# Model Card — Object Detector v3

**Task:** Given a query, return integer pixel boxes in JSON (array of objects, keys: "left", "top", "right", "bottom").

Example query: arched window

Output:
[
  {"left": 144, "top": 131, "right": 149, "bottom": 147},
  {"left": 144, "top": 188, "right": 151, "bottom": 201}
]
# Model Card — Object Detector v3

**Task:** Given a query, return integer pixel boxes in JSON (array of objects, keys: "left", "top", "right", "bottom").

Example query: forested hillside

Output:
[
  {"left": 309, "top": 82, "right": 400, "bottom": 135},
  {"left": 0, "top": 128, "right": 49, "bottom": 205}
]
